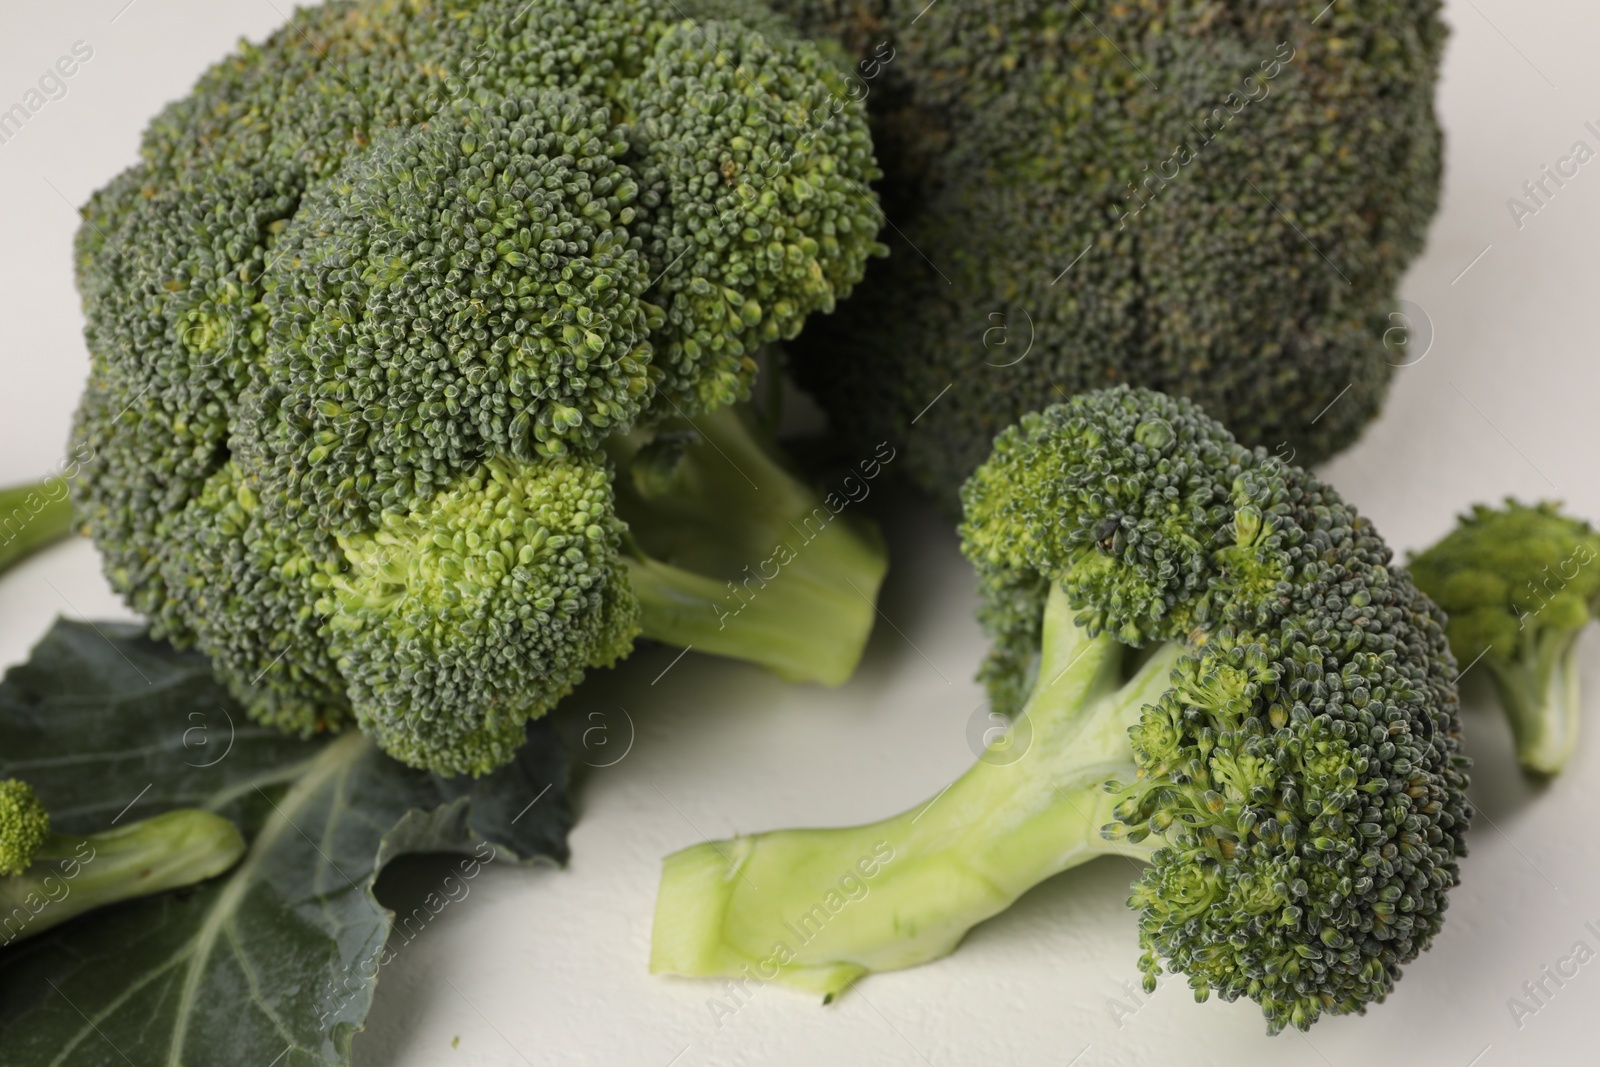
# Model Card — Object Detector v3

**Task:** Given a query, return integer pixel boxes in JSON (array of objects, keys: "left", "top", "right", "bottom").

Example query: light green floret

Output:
[
  {"left": 319, "top": 422, "right": 888, "bottom": 775},
  {"left": 325, "top": 454, "right": 639, "bottom": 777},
  {"left": 0, "top": 779, "right": 245, "bottom": 944},
  {"left": 1411, "top": 500, "right": 1600, "bottom": 776},
  {"left": 652, "top": 387, "right": 1471, "bottom": 1034},
  {"left": 166, "top": 409, "right": 889, "bottom": 775},
  {"left": 0, "top": 780, "right": 49, "bottom": 878}
]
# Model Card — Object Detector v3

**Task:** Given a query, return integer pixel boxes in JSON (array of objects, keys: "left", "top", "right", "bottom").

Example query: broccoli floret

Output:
[
  {"left": 649, "top": 387, "right": 1470, "bottom": 1034},
  {"left": 70, "top": 0, "right": 889, "bottom": 776},
  {"left": 326, "top": 453, "right": 640, "bottom": 774},
  {"left": 0, "top": 534, "right": 241, "bottom": 923},
  {"left": 1410, "top": 500, "right": 1600, "bottom": 776},
  {"left": 0, "top": 778, "right": 244, "bottom": 945},
  {"left": 770, "top": 0, "right": 1446, "bottom": 508}
]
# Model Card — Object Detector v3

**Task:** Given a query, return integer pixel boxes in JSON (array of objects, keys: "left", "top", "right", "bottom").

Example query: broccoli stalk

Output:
[
  {"left": 0, "top": 779, "right": 245, "bottom": 944},
  {"left": 1410, "top": 500, "right": 1600, "bottom": 776},
  {"left": 653, "top": 585, "right": 1175, "bottom": 994},
  {"left": 1486, "top": 620, "right": 1587, "bottom": 776},
  {"left": 610, "top": 402, "right": 887, "bottom": 686},
  {"left": 0, "top": 482, "right": 75, "bottom": 572}
]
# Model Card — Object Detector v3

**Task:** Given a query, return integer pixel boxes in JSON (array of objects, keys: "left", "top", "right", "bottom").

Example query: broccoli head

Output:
[
  {"left": 650, "top": 387, "right": 1470, "bottom": 1033},
  {"left": 770, "top": 0, "right": 1446, "bottom": 507},
  {"left": 70, "top": 0, "right": 890, "bottom": 776},
  {"left": 1, "top": 779, "right": 244, "bottom": 945},
  {"left": 1410, "top": 500, "right": 1600, "bottom": 776}
]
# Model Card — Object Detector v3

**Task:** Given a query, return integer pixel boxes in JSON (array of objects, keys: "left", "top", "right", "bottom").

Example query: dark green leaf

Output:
[{"left": 0, "top": 619, "right": 571, "bottom": 1065}]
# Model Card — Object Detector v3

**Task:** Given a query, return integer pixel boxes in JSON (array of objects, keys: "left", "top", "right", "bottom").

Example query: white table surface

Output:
[{"left": 2, "top": 2, "right": 1597, "bottom": 1065}]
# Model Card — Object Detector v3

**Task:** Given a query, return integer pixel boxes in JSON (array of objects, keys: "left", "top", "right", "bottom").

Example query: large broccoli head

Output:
[
  {"left": 1410, "top": 500, "right": 1600, "bottom": 776},
  {"left": 770, "top": 0, "right": 1446, "bottom": 506},
  {"left": 71, "top": 0, "right": 885, "bottom": 775},
  {"left": 650, "top": 387, "right": 1470, "bottom": 1033}
]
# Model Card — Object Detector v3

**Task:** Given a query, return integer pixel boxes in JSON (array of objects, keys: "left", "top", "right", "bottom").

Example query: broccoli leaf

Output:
[{"left": 0, "top": 619, "right": 572, "bottom": 1066}]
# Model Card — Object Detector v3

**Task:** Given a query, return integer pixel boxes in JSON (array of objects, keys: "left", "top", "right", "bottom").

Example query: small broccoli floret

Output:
[
  {"left": 0, "top": 780, "right": 49, "bottom": 878},
  {"left": 771, "top": 0, "right": 1446, "bottom": 508},
  {"left": 650, "top": 387, "right": 1470, "bottom": 1033},
  {"left": 0, "top": 779, "right": 245, "bottom": 945},
  {"left": 162, "top": 404, "right": 885, "bottom": 777},
  {"left": 1410, "top": 500, "right": 1600, "bottom": 776},
  {"left": 70, "top": 0, "right": 889, "bottom": 777}
]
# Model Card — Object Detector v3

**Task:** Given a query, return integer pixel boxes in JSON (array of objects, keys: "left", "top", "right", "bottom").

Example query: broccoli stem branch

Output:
[
  {"left": 1491, "top": 626, "right": 1587, "bottom": 776},
  {"left": 650, "top": 584, "right": 1179, "bottom": 997},
  {"left": 0, "top": 481, "right": 75, "bottom": 573},
  {"left": 610, "top": 403, "right": 888, "bottom": 685},
  {"left": 0, "top": 810, "right": 245, "bottom": 945}
]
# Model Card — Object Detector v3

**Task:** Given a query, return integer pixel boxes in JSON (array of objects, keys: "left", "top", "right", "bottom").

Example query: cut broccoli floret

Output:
[
  {"left": 70, "top": 0, "right": 889, "bottom": 776},
  {"left": 1410, "top": 500, "right": 1600, "bottom": 776},
  {"left": 0, "top": 778, "right": 244, "bottom": 944},
  {"left": 650, "top": 387, "right": 1471, "bottom": 1034},
  {"left": 770, "top": 0, "right": 1447, "bottom": 507}
]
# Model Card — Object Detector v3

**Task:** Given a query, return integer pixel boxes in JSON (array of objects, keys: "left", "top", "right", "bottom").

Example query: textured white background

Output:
[{"left": 1, "top": 2, "right": 1597, "bottom": 1065}]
